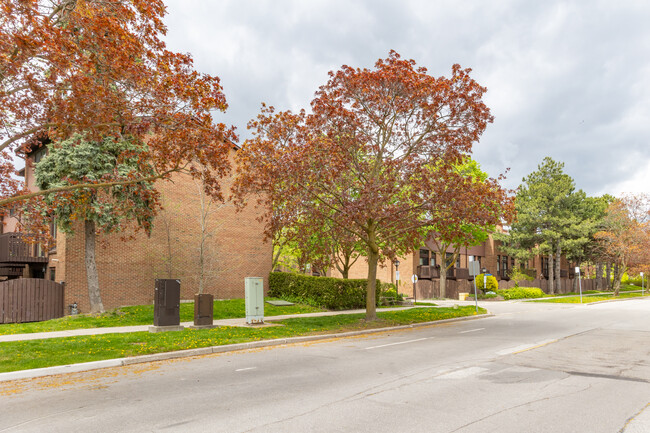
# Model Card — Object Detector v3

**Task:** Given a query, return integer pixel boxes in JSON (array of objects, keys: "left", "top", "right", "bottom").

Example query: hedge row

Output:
[
  {"left": 269, "top": 272, "right": 383, "bottom": 310},
  {"left": 497, "top": 287, "right": 544, "bottom": 300}
]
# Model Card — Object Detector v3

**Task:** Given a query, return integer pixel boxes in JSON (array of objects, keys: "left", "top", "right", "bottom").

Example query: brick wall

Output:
[{"left": 59, "top": 166, "right": 272, "bottom": 313}]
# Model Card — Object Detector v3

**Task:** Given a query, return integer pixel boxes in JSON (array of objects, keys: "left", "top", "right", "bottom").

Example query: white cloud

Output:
[{"left": 163, "top": 0, "right": 650, "bottom": 197}]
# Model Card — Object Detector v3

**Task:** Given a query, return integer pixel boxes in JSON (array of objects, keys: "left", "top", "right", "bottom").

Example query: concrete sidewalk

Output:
[{"left": 0, "top": 305, "right": 421, "bottom": 343}]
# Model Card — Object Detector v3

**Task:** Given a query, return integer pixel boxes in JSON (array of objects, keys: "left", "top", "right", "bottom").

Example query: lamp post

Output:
[{"left": 394, "top": 260, "right": 400, "bottom": 299}]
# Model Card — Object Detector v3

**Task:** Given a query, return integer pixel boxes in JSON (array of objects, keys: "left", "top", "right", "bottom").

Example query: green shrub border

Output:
[
  {"left": 269, "top": 272, "right": 384, "bottom": 310},
  {"left": 497, "top": 287, "right": 544, "bottom": 300}
]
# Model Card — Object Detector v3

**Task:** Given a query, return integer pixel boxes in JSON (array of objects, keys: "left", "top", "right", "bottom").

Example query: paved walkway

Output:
[{"left": 0, "top": 306, "right": 420, "bottom": 343}]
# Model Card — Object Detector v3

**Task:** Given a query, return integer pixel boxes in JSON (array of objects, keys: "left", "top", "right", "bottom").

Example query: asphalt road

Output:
[{"left": 1, "top": 298, "right": 649, "bottom": 433}]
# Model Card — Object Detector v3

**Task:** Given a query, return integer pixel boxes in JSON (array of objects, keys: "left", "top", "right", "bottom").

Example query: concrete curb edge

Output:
[{"left": 0, "top": 312, "right": 493, "bottom": 383}]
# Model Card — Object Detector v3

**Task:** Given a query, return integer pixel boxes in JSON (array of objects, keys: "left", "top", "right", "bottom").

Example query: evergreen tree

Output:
[
  {"left": 35, "top": 134, "right": 158, "bottom": 313},
  {"left": 498, "top": 157, "right": 576, "bottom": 294}
]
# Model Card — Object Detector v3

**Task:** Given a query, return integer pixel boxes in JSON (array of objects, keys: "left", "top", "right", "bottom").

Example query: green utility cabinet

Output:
[{"left": 245, "top": 277, "right": 264, "bottom": 324}]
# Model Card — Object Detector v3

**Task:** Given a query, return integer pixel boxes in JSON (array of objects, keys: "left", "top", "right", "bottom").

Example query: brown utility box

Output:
[
  {"left": 194, "top": 293, "right": 214, "bottom": 326},
  {"left": 154, "top": 279, "right": 181, "bottom": 326}
]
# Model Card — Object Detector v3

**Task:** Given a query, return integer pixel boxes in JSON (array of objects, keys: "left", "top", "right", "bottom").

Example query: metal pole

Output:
[
  {"left": 578, "top": 268, "right": 583, "bottom": 304},
  {"left": 413, "top": 280, "right": 417, "bottom": 304},
  {"left": 473, "top": 278, "right": 478, "bottom": 313}
]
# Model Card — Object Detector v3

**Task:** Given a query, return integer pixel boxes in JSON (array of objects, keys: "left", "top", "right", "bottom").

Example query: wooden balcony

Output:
[
  {"left": 0, "top": 233, "right": 49, "bottom": 265},
  {"left": 417, "top": 265, "right": 440, "bottom": 280},
  {"left": 0, "top": 265, "right": 24, "bottom": 278}
]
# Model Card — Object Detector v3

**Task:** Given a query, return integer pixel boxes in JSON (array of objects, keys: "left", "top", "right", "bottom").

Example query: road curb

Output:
[{"left": 0, "top": 313, "right": 493, "bottom": 383}]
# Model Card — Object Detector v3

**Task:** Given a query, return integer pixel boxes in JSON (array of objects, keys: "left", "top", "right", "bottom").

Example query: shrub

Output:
[
  {"left": 475, "top": 273, "right": 498, "bottom": 293},
  {"left": 380, "top": 287, "right": 404, "bottom": 304},
  {"left": 624, "top": 273, "right": 644, "bottom": 287},
  {"left": 497, "top": 287, "right": 544, "bottom": 300},
  {"left": 269, "top": 272, "right": 382, "bottom": 310},
  {"left": 508, "top": 268, "right": 535, "bottom": 282}
]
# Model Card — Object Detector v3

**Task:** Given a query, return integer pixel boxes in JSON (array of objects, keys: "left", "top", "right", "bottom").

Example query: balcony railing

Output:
[{"left": 0, "top": 233, "right": 48, "bottom": 264}]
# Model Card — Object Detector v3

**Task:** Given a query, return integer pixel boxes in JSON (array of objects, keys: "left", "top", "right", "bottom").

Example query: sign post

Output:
[
  {"left": 641, "top": 272, "right": 644, "bottom": 296},
  {"left": 411, "top": 274, "right": 418, "bottom": 304},
  {"left": 468, "top": 262, "right": 480, "bottom": 313},
  {"left": 576, "top": 266, "right": 582, "bottom": 303}
]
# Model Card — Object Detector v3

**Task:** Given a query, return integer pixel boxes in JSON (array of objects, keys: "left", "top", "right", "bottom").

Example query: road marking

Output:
[
  {"left": 235, "top": 367, "right": 257, "bottom": 372},
  {"left": 496, "top": 339, "right": 558, "bottom": 356},
  {"left": 459, "top": 328, "right": 485, "bottom": 334},
  {"left": 436, "top": 366, "right": 488, "bottom": 379},
  {"left": 364, "top": 338, "right": 429, "bottom": 350}
]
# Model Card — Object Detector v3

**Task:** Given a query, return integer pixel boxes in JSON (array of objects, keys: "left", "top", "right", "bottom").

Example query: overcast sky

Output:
[{"left": 163, "top": 0, "right": 649, "bottom": 197}]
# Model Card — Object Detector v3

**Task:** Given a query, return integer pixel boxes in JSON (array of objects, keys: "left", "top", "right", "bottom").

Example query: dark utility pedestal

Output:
[
  {"left": 150, "top": 279, "right": 184, "bottom": 333},
  {"left": 191, "top": 293, "right": 215, "bottom": 329}
]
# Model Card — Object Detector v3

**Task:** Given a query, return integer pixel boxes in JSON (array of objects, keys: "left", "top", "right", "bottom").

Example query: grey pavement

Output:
[{"left": 1, "top": 297, "right": 649, "bottom": 432}]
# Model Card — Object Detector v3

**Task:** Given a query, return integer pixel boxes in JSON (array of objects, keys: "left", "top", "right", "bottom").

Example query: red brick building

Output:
[
  {"left": 329, "top": 229, "right": 573, "bottom": 298},
  {"left": 1, "top": 146, "right": 272, "bottom": 313}
]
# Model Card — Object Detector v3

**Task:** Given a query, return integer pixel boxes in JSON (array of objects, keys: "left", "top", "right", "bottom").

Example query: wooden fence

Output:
[
  {"left": 0, "top": 278, "right": 65, "bottom": 324},
  {"left": 415, "top": 277, "right": 609, "bottom": 299}
]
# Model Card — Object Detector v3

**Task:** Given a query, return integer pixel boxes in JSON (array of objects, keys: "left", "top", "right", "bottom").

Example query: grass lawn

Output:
[
  {"left": 0, "top": 298, "right": 324, "bottom": 336},
  {"left": 0, "top": 306, "right": 485, "bottom": 372},
  {"left": 530, "top": 292, "right": 647, "bottom": 303}
]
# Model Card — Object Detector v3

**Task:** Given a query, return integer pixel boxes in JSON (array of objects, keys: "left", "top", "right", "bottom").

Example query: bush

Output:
[
  {"left": 508, "top": 268, "right": 535, "bottom": 282},
  {"left": 380, "top": 286, "right": 404, "bottom": 304},
  {"left": 497, "top": 287, "right": 544, "bottom": 300},
  {"left": 475, "top": 273, "right": 498, "bottom": 293},
  {"left": 269, "top": 272, "right": 382, "bottom": 310},
  {"left": 624, "top": 273, "right": 644, "bottom": 287}
]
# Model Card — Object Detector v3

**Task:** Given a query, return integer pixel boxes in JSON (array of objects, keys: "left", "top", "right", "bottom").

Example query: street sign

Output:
[
  {"left": 411, "top": 274, "right": 418, "bottom": 284},
  {"left": 469, "top": 262, "right": 480, "bottom": 277}
]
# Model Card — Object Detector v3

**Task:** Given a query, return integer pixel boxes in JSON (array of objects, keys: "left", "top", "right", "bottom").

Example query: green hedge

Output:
[
  {"left": 269, "top": 272, "right": 383, "bottom": 310},
  {"left": 497, "top": 287, "right": 544, "bottom": 300}
]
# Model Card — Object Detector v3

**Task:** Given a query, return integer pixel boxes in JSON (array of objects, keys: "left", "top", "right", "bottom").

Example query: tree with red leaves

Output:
[
  {"left": 0, "top": 0, "right": 235, "bottom": 214},
  {"left": 594, "top": 193, "right": 650, "bottom": 295},
  {"left": 234, "top": 51, "right": 501, "bottom": 320}
]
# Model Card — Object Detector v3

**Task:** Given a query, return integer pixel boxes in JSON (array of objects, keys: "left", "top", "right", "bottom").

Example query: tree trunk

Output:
[
  {"left": 364, "top": 225, "right": 380, "bottom": 321},
  {"left": 366, "top": 247, "right": 379, "bottom": 321},
  {"left": 555, "top": 244, "right": 562, "bottom": 294},
  {"left": 606, "top": 263, "right": 612, "bottom": 290},
  {"left": 440, "top": 270, "right": 447, "bottom": 299},
  {"left": 613, "top": 262, "right": 622, "bottom": 296},
  {"left": 596, "top": 262, "right": 603, "bottom": 290},
  {"left": 548, "top": 252, "right": 555, "bottom": 295},
  {"left": 342, "top": 268, "right": 349, "bottom": 279},
  {"left": 85, "top": 219, "right": 104, "bottom": 314}
]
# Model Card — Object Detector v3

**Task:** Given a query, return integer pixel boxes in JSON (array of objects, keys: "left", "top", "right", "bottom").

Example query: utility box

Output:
[
  {"left": 154, "top": 279, "right": 181, "bottom": 326},
  {"left": 245, "top": 277, "right": 264, "bottom": 324}
]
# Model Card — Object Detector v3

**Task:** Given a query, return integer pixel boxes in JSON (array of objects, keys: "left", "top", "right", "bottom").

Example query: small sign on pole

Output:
[
  {"left": 575, "top": 266, "right": 582, "bottom": 304},
  {"left": 641, "top": 272, "right": 644, "bottom": 296},
  {"left": 411, "top": 274, "right": 418, "bottom": 304}
]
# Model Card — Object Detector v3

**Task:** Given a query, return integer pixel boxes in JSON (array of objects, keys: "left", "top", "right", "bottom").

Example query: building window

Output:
[
  {"left": 429, "top": 254, "right": 436, "bottom": 267},
  {"left": 502, "top": 255, "right": 509, "bottom": 272},
  {"left": 456, "top": 255, "right": 461, "bottom": 268},
  {"left": 32, "top": 147, "right": 47, "bottom": 164},
  {"left": 49, "top": 267, "right": 56, "bottom": 281},
  {"left": 419, "top": 249, "right": 430, "bottom": 266},
  {"left": 445, "top": 253, "right": 454, "bottom": 269},
  {"left": 469, "top": 255, "right": 482, "bottom": 267},
  {"left": 497, "top": 255, "right": 500, "bottom": 273}
]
